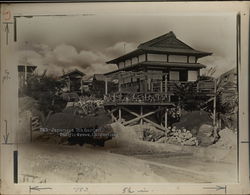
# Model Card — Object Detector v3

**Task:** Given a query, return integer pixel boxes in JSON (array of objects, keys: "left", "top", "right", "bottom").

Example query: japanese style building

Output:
[
  {"left": 60, "top": 69, "right": 85, "bottom": 94},
  {"left": 103, "top": 31, "right": 216, "bottom": 131}
]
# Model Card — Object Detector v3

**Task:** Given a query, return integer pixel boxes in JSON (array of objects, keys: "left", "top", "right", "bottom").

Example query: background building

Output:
[{"left": 60, "top": 69, "right": 85, "bottom": 94}]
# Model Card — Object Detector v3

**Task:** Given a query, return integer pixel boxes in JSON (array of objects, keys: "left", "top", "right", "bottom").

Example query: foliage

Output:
[
  {"left": 173, "top": 82, "right": 204, "bottom": 111},
  {"left": 90, "top": 80, "right": 118, "bottom": 98},
  {"left": 201, "top": 67, "right": 216, "bottom": 78},
  {"left": 24, "top": 73, "right": 67, "bottom": 116}
]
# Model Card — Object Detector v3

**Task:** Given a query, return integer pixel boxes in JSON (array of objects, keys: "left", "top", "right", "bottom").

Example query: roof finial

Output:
[{"left": 169, "top": 31, "right": 175, "bottom": 37}]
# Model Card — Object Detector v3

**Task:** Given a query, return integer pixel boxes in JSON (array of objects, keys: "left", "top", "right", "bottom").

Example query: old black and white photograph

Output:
[{"left": 0, "top": 2, "right": 249, "bottom": 195}]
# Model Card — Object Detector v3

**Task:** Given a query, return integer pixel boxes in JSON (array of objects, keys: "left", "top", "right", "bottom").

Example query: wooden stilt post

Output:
[
  {"left": 160, "top": 108, "right": 163, "bottom": 127},
  {"left": 165, "top": 74, "right": 170, "bottom": 101},
  {"left": 24, "top": 65, "right": 27, "bottom": 85},
  {"left": 164, "top": 74, "right": 168, "bottom": 93},
  {"left": 119, "top": 107, "right": 122, "bottom": 123},
  {"left": 30, "top": 117, "right": 32, "bottom": 143},
  {"left": 140, "top": 106, "right": 143, "bottom": 126},
  {"left": 67, "top": 76, "right": 71, "bottom": 92},
  {"left": 80, "top": 79, "right": 83, "bottom": 94},
  {"left": 178, "top": 96, "right": 182, "bottom": 116},
  {"left": 165, "top": 108, "right": 168, "bottom": 129},
  {"left": 213, "top": 79, "right": 217, "bottom": 127},
  {"left": 213, "top": 96, "right": 216, "bottom": 126},
  {"left": 109, "top": 109, "right": 113, "bottom": 122},
  {"left": 144, "top": 74, "right": 147, "bottom": 92},
  {"left": 117, "top": 75, "right": 121, "bottom": 92},
  {"left": 213, "top": 79, "right": 217, "bottom": 139},
  {"left": 105, "top": 77, "right": 108, "bottom": 95},
  {"left": 160, "top": 80, "right": 163, "bottom": 92}
]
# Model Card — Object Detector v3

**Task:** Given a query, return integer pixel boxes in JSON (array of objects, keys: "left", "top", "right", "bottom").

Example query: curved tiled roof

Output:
[{"left": 107, "top": 31, "right": 212, "bottom": 64}]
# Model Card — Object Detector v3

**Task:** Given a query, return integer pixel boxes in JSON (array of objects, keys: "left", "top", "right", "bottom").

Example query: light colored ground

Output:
[
  {"left": 17, "top": 107, "right": 237, "bottom": 184},
  {"left": 17, "top": 142, "right": 237, "bottom": 183}
]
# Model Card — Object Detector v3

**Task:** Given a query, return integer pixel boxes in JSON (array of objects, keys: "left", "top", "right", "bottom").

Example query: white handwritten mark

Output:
[
  {"left": 2, "top": 69, "right": 11, "bottom": 83},
  {"left": 3, "top": 10, "right": 11, "bottom": 21},
  {"left": 203, "top": 185, "right": 227, "bottom": 194},
  {"left": 29, "top": 186, "right": 52, "bottom": 193},
  {"left": 122, "top": 187, "right": 149, "bottom": 194},
  {"left": 73, "top": 187, "right": 88, "bottom": 193},
  {"left": 4, "top": 23, "right": 10, "bottom": 45},
  {"left": 122, "top": 187, "right": 135, "bottom": 194},
  {"left": 2, "top": 120, "right": 9, "bottom": 144}
]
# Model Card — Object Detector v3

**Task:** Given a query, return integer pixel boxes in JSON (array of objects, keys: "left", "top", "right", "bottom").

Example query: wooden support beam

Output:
[
  {"left": 140, "top": 106, "right": 143, "bottom": 126},
  {"left": 159, "top": 108, "right": 163, "bottom": 127},
  {"left": 213, "top": 95, "right": 216, "bottom": 126},
  {"left": 165, "top": 75, "right": 168, "bottom": 93},
  {"left": 165, "top": 108, "right": 168, "bottom": 129},
  {"left": 178, "top": 96, "right": 182, "bottom": 116},
  {"left": 24, "top": 65, "right": 27, "bottom": 85},
  {"left": 107, "top": 109, "right": 118, "bottom": 122},
  {"left": 122, "top": 106, "right": 163, "bottom": 118},
  {"left": 212, "top": 79, "right": 218, "bottom": 139},
  {"left": 160, "top": 81, "right": 163, "bottom": 92},
  {"left": 118, "top": 107, "right": 122, "bottom": 122},
  {"left": 122, "top": 106, "right": 166, "bottom": 131},
  {"left": 109, "top": 108, "right": 118, "bottom": 114},
  {"left": 118, "top": 81, "right": 121, "bottom": 92},
  {"left": 30, "top": 117, "right": 32, "bottom": 142},
  {"left": 122, "top": 107, "right": 164, "bottom": 126},
  {"left": 67, "top": 77, "right": 71, "bottom": 92},
  {"left": 105, "top": 77, "right": 108, "bottom": 95},
  {"left": 144, "top": 74, "right": 148, "bottom": 92},
  {"left": 80, "top": 79, "right": 83, "bottom": 94},
  {"left": 143, "top": 117, "right": 167, "bottom": 132},
  {"left": 213, "top": 79, "right": 217, "bottom": 126},
  {"left": 111, "top": 113, "right": 118, "bottom": 122}
]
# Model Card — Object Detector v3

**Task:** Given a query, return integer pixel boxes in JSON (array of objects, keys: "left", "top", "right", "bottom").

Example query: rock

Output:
[
  {"left": 211, "top": 128, "right": 237, "bottom": 149},
  {"left": 130, "top": 125, "right": 144, "bottom": 140},
  {"left": 142, "top": 124, "right": 165, "bottom": 142},
  {"left": 173, "top": 111, "right": 212, "bottom": 136},
  {"left": 197, "top": 124, "right": 215, "bottom": 146},
  {"left": 166, "top": 136, "right": 179, "bottom": 145},
  {"left": 156, "top": 137, "right": 169, "bottom": 143},
  {"left": 183, "top": 137, "right": 198, "bottom": 146}
]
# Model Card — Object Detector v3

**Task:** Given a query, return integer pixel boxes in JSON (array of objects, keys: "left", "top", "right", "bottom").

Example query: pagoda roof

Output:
[{"left": 107, "top": 31, "right": 212, "bottom": 64}]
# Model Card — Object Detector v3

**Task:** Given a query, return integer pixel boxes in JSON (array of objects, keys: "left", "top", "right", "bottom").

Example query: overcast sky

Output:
[{"left": 17, "top": 13, "right": 237, "bottom": 77}]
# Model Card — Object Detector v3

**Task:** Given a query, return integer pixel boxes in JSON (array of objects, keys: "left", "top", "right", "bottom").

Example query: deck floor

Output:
[{"left": 103, "top": 102, "right": 175, "bottom": 106}]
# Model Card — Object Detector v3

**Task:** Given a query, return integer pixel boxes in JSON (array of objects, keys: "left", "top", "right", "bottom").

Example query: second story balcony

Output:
[{"left": 103, "top": 79, "right": 216, "bottom": 105}]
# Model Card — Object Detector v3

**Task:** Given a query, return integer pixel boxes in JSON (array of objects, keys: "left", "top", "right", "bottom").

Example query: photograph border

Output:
[{"left": 0, "top": 1, "right": 249, "bottom": 194}]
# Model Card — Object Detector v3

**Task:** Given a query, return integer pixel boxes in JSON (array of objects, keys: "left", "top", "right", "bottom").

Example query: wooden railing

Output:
[
  {"left": 104, "top": 92, "right": 170, "bottom": 104},
  {"left": 104, "top": 80, "right": 215, "bottom": 104}
]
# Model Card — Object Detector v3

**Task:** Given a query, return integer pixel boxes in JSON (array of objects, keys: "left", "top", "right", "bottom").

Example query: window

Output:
[
  {"left": 131, "top": 57, "right": 138, "bottom": 65},
  {"left": 125, "top": 59, "right": 131, "bottom": 67},
  {"left": 168, "top": 55, "right": 187, "bottom": 63},
  {"left": 189, "top": 56, "right": 196, "bottom": 63},
  {"left": 147, "top": 54, "right": 167, "bottom": 61},
  {"left": 139, "top": 54, "right": 146, "bottom": 62},
  {"left": 118, "top": 62, "right": 124, "bottom": 69},
  {"left": 188, "top": 70, "right": 198, "bottom": 81},
  {"left": 180, "top": 70, "right": 188, "bottom": 81},
  {"left": 169, "top": 71, "right": 180, "bottom": 81}
]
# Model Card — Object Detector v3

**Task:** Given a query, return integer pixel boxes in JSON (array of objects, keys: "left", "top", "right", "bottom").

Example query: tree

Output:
[
  {"left": 173, "top": 81, "right": 202, "bottom": 111},
  {"left": 24, "top": 73, "right": 67, "bottom": 118}
]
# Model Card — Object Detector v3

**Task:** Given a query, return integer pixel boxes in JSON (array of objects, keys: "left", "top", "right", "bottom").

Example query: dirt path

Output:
[
  {"left": 16, "top": 143, "right": 237, "bottom": 183},
  {"left": 132, "top": 154, "right": 237, "bottom": 183}
]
